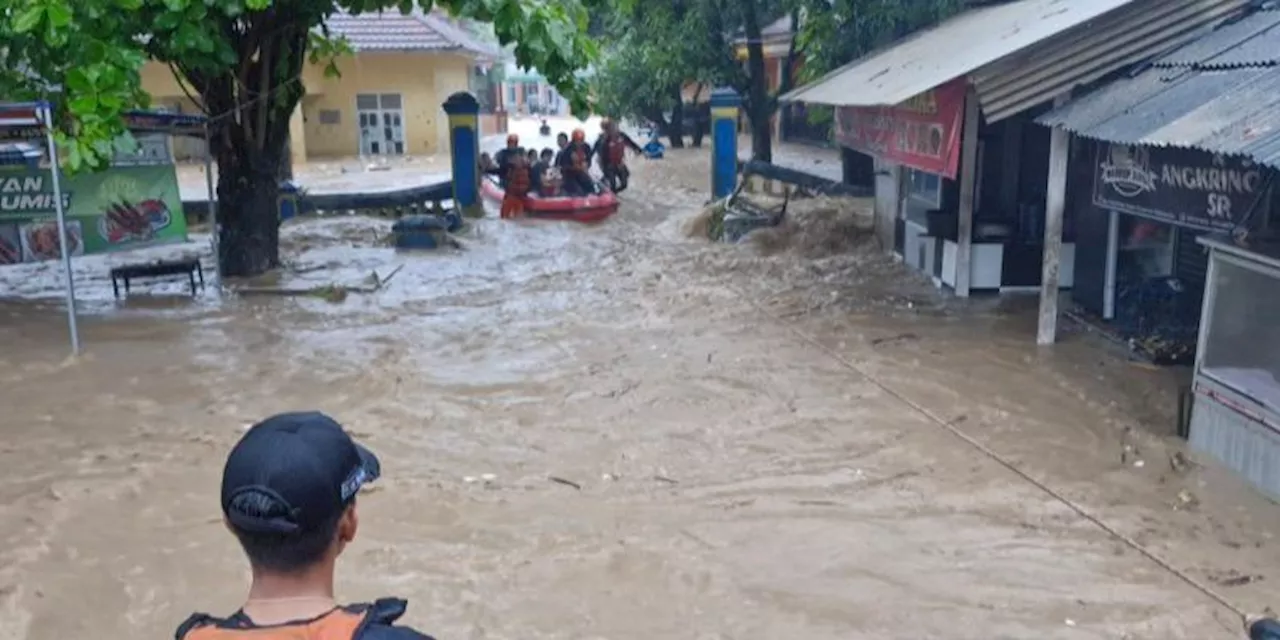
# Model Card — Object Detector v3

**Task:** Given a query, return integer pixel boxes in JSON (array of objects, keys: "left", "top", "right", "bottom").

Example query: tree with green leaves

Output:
[
  {"left": 592, "top": 0, "right": 796, "bottom": 163},
  {"left": 0, "top": 0, "right": 601, "bottom": 277},
  {"left": 593, "top": 0, "right": 739, "bottom": 149}
]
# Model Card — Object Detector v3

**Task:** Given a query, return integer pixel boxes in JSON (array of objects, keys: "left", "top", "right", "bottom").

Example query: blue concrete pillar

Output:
[
  {"left": 709, "top": 87, "right": 742, "bottom": 200},
  {"left": 442, "top": 92, "right": 483, "bottom": 218}
]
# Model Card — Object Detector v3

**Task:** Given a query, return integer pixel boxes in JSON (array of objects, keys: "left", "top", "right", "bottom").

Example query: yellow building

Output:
[{"left": 140, "top": 9, "right": 496, "bottom": 164}]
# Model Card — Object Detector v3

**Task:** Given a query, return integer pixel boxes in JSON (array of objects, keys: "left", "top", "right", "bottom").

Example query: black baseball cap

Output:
[{"left": 221, "top": 412, "right": 380, "bottom": 535}]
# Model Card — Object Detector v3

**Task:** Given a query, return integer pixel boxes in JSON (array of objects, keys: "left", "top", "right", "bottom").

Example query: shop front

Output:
[
  {"left": 1070, "top": 140, "right": 1275, "bottom": 363},
  {"left": 1189, "top": 235, "right": 1280, "bottom": 498},
  {"left": 836, "top": 79, "right": 1075, "bottom": 294}
]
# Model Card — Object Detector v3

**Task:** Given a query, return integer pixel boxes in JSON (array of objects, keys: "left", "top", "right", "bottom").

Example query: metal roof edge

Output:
[{"left": 1044, "top": 126, "right": 1279, "bottom": 169}]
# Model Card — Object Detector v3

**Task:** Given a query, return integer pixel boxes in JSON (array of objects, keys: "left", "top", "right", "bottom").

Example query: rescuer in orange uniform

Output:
[
  {"left": 174, "top": 412, "right": 437, "bottom": 640},
  {"left": 593, "top": 118, "right": 643, "bottom": 193},
  {"left": 556, "top": 128, "right": 595, "bottom": 196},
  {"left": 500, "top": 149, "right": 532, "bottom": 218}
]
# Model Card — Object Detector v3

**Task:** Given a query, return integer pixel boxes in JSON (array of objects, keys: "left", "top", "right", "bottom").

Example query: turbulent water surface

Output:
[{"left": 0, "top": 121, "right": 1277, "bottom": 640}]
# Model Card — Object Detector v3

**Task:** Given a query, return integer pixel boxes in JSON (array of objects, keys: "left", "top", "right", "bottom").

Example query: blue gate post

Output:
[
  {"left": 442, "top": 92, "right": 483, "bottom": 218},
  {"left": 709, "top": 87, "right": 742, "bottom": 200}
]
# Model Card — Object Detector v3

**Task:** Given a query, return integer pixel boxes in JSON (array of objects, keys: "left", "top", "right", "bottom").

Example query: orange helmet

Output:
[
  {"left": 506, "top": 133, "right": 519, "bottom": 147},
  {"left": 571, "top": 128, "right": 585, "bottom": 142}
]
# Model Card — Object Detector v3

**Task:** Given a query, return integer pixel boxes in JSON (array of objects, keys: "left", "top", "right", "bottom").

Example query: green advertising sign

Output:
[{"left": 0, "top": 164, "right": 188, "bottom": 265}]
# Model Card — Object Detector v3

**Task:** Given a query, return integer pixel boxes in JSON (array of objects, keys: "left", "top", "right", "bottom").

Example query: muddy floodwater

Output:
[{"left": 3, "top": 134, "right": 1280, "bottom": 640}]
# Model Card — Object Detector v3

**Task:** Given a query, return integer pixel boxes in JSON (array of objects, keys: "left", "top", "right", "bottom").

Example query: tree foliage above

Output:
[
  {"left": 592, "top": 0, "right": 965, "bottom": 149},
  {"left": 593, "top": 0, "right": 740, "bottom": 127},
  {"left": 0, "top": 0, "right": 605, "bottom": 172},
  {"left": 794, "top": 0, "right": 963, "bottom": 82}
]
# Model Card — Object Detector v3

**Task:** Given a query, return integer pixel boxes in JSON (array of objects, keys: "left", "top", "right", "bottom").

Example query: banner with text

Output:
[
  {"left": 833, "top": 78, "right": 966, "bottom": 179},
  {"left": 1092, "top": 143, "right": 1269, "bottom": 232},
  {"left": 0, "top": 164, "right": 188, "bottom": 265}
]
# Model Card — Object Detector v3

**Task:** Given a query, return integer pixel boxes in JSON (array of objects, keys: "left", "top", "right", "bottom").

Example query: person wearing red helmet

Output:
[
  {"left": 489, "top": 134, "right": 522, "bottom": 187},
  {"left": 555, "top": 128, "right": 596, "bottom": 196},
  {"left": 593, "top": 118, "right": 642, "bottom": 194}
]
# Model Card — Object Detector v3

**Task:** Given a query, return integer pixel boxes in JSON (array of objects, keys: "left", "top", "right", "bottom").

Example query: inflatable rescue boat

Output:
[{"left": 481, "top": 175, "right": 619, "bottom": 223}]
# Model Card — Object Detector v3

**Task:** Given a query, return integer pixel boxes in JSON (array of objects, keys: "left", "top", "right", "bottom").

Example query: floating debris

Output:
[{"left": 549, "top": 476, "right": 581, "bottom": 490}]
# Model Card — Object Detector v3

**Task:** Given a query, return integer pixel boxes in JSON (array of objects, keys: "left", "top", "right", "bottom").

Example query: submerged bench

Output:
[{"left": 109, "top": 258, "right": 204, "bottom": 298}]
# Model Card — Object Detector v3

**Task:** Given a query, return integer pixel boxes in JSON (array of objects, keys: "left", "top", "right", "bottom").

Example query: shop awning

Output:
[
  {"left": 781, "top": 0, "right": 1251, "bottom": 123},
  {"left": 1037, "top": 8, "right": 1280, "bottom": 169}
]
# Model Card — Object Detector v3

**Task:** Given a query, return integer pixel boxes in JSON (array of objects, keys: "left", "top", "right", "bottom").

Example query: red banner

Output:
[{"left": 834, "top": 78, "right": 967, "bottom": 179}]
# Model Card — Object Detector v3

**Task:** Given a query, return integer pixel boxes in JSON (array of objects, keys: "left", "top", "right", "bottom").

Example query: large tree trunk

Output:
[
  {"left": 172, "top": 19, "right": 307, "bottom": 278},
  {"left": 216, "top": 140, "right": 286, "bottom": 277},
  {"left": 741, "top": 0, "right": 772, "bottom": 163}
]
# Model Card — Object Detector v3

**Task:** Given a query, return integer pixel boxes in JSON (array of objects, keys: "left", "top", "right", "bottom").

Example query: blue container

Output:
[
  {"left": 278, "top": 180, "right": 300, "bottom": 222},
  {"left": 392, "top": 215, "right": 450, "bottom": 250}
]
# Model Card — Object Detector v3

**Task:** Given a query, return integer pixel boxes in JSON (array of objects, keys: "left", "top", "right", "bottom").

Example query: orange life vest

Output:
[
  {"left": 570, "top": 144, "right": 587, "bottom": 172},
  {"left": 506, "top": 156, "right": 531, "bottom": 197},
  {"left": 605, "top": 135, "right": 626, "bottom": 167},
  {"left": 179, "top": 607, "right": 369, "bottom": 640}
]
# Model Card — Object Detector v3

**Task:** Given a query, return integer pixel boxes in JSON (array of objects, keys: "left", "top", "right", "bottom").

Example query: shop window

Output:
[
  {"left": 905, "top": 168, "right": 942, "bottom": 207},
  {"left": 1116, "top": 216, "right": 1174, "bottom": 280},
  {"left": 1201, "top": 256, "right": 1280, "bottom": 413}
]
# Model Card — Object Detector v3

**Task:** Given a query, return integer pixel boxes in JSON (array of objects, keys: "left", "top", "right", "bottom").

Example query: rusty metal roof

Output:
[
  {"left": 1038, "top": 8, "right": 1280, "bottom": 168},
  {"left": 325, "top": 10, "right": 498, "bottom": 56}
]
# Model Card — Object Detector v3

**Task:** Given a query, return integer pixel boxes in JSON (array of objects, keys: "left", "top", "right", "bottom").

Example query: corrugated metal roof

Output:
[
  {"left": 781, "top": 0, "right": 1251, "bottom": 124},
  {"left": 973, "top": 0, "right": 1251, "bottom": 122},
  {"left": 781, "top": 0, "right": 1144, "bottom": 107},
  {"left": 326, "top": 10, "right": 497, "bottom": 56},
  {"left": 1155, "top": 8, "right": 1280, "bottom": 68},
  {"left": 1037, "top": 10, "right": 1280, "bottom": 169}
]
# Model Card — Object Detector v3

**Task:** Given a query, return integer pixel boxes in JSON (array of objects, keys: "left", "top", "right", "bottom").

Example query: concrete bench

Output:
[{"left": 109, "top": 258, "right": 204, "bottom": 298}]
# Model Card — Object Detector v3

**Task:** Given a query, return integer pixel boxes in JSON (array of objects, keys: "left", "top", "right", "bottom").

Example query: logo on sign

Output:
[{"left": 1099, "top": 145, "right": 1157, "bottom": 198}]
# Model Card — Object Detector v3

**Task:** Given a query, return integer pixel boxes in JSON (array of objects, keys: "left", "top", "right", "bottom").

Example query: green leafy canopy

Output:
[{"left": 0, "top": 0, "right": 606, "bottom": 172}]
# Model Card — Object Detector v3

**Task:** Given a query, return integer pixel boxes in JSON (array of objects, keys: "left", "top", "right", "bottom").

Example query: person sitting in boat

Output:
[
  {"left": 530, "top": 148, "right": 555, "bottom": 196},
  {"left": 500, "top": 149, "right": 532, "bottom": 219},
  {"left": 593, "top": 118, "right": 643, "bottom": 194},
  {"left": 541, "top": 166, "right": 563, "bottom": 198},
  {"left": 556, "top": 129, "right": 595, "bottom": 196},
  {"left": 479, "top": 151, "right": 498, "bottom": 175},
  {"left": 556, "top": 132, "right": 569, "bottom": 152}
]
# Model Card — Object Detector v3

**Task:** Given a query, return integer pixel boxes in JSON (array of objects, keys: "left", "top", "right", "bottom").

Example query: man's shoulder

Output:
[
  {"left": 360, "top": 622, "right": 436, "bottom": 640},
  {"left": 355, "top": 598, "right": 435, "bottom": 640}
]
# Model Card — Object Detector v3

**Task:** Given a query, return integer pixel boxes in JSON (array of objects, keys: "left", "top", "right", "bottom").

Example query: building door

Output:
[{"left": 356, "top": 93, "right": 405, "bottom": 156}]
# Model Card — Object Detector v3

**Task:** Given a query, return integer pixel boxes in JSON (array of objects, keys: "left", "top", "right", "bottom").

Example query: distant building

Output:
[
  {"left": 140, "top": 9, "right": 499, "bottom": 163},
  {"left": 496, "top": 62, "right": 567, "bottom": 116}
]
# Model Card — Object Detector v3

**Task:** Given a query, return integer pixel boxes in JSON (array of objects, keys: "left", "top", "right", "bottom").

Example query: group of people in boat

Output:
[{"left": 480, "top": 119, "right": 643, "bottom": 218}]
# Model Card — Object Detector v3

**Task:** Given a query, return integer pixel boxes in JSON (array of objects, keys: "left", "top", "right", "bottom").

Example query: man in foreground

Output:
[{"left": 175, "top": 412, "right": 435, "bottom": 640}]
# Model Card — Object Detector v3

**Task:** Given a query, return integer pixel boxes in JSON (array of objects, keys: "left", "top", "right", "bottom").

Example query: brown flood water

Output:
[{"left": 1, "top": 142, "right": 1278, "bottom": 639}]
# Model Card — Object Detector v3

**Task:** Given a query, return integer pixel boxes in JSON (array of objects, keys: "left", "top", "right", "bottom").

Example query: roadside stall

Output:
[
  {"left": 0, "top": 101, "right": 213, "bottom": 355},
  {"left": 1189, "top": 234, "right": 1280, "bottom": 498}
]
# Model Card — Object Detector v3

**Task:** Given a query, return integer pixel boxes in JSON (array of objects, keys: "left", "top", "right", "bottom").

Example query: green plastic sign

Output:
[{"left": 0, "top": 164, "right": 188, "bottom": 264}]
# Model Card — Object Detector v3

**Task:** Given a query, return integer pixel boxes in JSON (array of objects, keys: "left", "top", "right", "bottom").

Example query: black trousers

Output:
[
  {"left": 563, "top": 171, "right": 594, "bottom": 196},
  {"left": 603, "top": 164, "right": 630, "bottom": 193}
]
